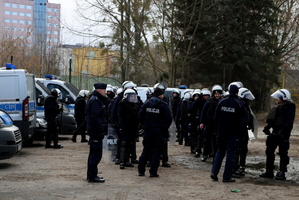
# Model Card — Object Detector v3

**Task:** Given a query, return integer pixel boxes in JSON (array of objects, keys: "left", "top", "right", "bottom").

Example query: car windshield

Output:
[{"left": 0, "top": 110, "right": 13, "bottom": 126}]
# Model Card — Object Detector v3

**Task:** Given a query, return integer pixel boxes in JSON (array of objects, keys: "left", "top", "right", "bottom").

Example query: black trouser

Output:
[
  {"left": 73, "top": 118, "right": 86, "bottom": 140},
  {"left": 45, "top": 118, "right": 58, "bottom": 145},
  {"left": 161, "top": 139, "right": 169, "bottom": 163},
  {"left": 138, "top": 135, "right": 164, "bottom": 175},
  {"left": 202, "top": 126, "right": 214, "bottom": 157},
  {"left": 265, "top": 134, "right": 290, "bottom": 172},
  {"left": 120, "top": 140, "right": 136, "bottom": 164},
  {"left": 87, "top": 137, "right": 103, "bottom": 180}
]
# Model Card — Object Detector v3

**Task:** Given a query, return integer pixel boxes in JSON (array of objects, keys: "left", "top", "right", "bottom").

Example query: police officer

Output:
[
  {"left": 118, "top": 89, "right": 142, "bottom": 169},
  {"left": 232, "top": 87, "right": 255, "bottom": 177},
  {"left": 138, "top": 88, "right": 172, "bottom": 177},
  {"left": 86, "top": 83, "right": 108, "bottom": 183},
  {"left": 210, "top": 84, "right": 248, "bottom": 182},
  {"left": 200, "top": 85, "right": 223, "bottom": 161},
  {"left": 44, "top": 88, "right": 63, "bottom": 149},
  {"left": 259, "top": 89, "right": 296, "bottom": 180},
  {"left": 71, "top": 90, "right": 90, "bottom": 143},
  {"left": 170, "top": 89, "right": 181, "bottom": 141}
]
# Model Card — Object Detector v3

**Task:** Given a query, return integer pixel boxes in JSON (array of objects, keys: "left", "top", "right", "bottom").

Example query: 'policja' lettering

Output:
[
  {"left": 146, "top": 108, "right": 160, "bottom": 113},
  {"left": 221, "top": 106, "right": 235, "bottom": 113}
]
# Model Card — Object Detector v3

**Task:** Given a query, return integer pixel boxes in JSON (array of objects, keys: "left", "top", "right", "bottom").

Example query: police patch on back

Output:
[
  {"left": 221, "top": 106, "right": 235, "bottom": 113},
  {"left": 146, "top": 107, "right": 160, "bottom": 113}
]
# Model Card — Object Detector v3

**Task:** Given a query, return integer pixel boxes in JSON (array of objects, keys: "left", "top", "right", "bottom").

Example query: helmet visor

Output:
[
  {"left": 271, "top": 90, "right": 284, "bottom": 100},
  {"left": 240, "top": 90, "right": 255, "bottom": 100},
  {"left": 126, "top": 93, "right": 138, "bottom": 103}
]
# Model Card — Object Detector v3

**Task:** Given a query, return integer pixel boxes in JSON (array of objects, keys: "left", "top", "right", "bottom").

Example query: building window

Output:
[
  {"left": 26, "top": 21, "right": 32, "bottom": 25},
  {"left": 20, "top": 20, "right": 25, "bottom": 24},
  {"left": 54, "top": 9, "right": 59, "bottom": 12},
  {"left": 47, "top": 23, "right": 52, "bottom": 26},
  {"left": 20, "top": 5, "right": 25, "bottom": 8},
  {"left": 54, "top": 24, "right": 59, "bottom": 27},
  {"left": 5, "top": 3, "right": 10, "bottom": 7},
  {"left": 12, "top": 4, "right": 18, "bottom": 8},
  {"left": 48, "top": 8, "right": 52, "bottom": 12},
  {"left": 5, "top": 27, "right": 10, "bottom": 31},
  {"left": 20, "top": 12, "right": 25, "bottom": 16},
  {"left": 27, "top": 29, "right": 31, "bottom": 32},
  {"left": 26, "top": 13, "right": 32, "bottom": 17},
  {"left": 20, "top": 36, "right": 24, "bottom": 39},
  {"left": 5, "top": 35, "right": 10, "bottom": 38},
  {"left": 5, "top": 11, "right": 10, "bottom": 15},
  {"left": 5, "top": 19, "right": 10, "bottom": 22},
  {"left": 54, "top": 16, "right": 59, "bottom": 20},
  {"left": 26, "top": 6, "right": 32, "bottom": 9},
  {"left": 12, "top": 12, "right": 18, "bottom": 16},
  {"left": 54, "top": 31, "right": 58, "bottom": 35},
  {"left": 12, "top": 20, "right": 18, "bottom": 23},
  {"left": 28, "top": 37, "right": 32, "bottom": 40},
  {"left": 20, "top": 28, "right": 24, "bottom": 31},
  {"left": 47, "top": 31, "right": 51, "bottom": 34},
  {"left": 48, "top": 16, "right": 52, "bottom": 19},
  {"left": 54, "top": 38, "right": 58, "bottom": 42},
  {"left": 12, "top": 27, "right": 18, "bottom": 31}
]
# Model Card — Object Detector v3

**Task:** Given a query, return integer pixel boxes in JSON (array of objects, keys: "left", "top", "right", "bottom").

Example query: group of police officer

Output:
[
  {"left": 44, "top": 80, "right": 296, "bottom": 183},
  {"left": 170, "top": 82, "right": 295, "bottom": 182}
]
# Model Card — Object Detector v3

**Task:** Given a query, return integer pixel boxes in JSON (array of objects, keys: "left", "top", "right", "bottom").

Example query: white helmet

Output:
[
  {"left": 271, "top": 89, "right": 291, "bottom": 101},
  {"left": 51, "top": 88, "right": 62, "bottom": 100},
  {"left": 106, "top": 86, "right": 113, "bottom": 92},
  {"left": 192, "top": 90, "right": 201, "bottom": 97},
  {"left": 116, "top": 88, "right": 123, "bottom": 95},
  {"left": 193, "top": 89, "right": 201, "bottom": 94},
  {"left": 124, "top": 89, "right": 138, "bottom": 103},
  {"left": 238, "top": 88, "right": 255, "bottom": 100},
  {"left": 153, "top": 82, "right": 167, "bottom": 91},
  {"left": 172, "top": 89, "right": 180, "bottom": 94},
  {"left": 184, "top": 89, "right": 193, "bottom": 95},
  {"left": 228, "top": 81, "right": 243, "bottom": 89},
  {"left": 122, "top": 81, "right": 136, "bottom": 90},
  {"left": 183, "top": 92, "right": 192, "bottom": 101},
  {"left": 212, "top": 84, "right": 223, "bottom": 95},
  {"left": 201, "top": 88, "right": 211, "bottom": 96},
  {"left": 78, "top": 90, "right": 90, "bottom": 97}
]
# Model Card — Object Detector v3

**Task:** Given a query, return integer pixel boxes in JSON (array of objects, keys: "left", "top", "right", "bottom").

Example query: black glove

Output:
[{"left": 263, "top": 127, "right": 270, "bottom": 135}]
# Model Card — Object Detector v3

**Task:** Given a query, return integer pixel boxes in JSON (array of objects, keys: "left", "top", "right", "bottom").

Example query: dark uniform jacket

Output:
[
  {"left": 74, "top": 96, "right": 86, "bottom": 121},
  {"left": 214, "top": 94, "right": 248, "bottom": 138},
  {"left": 138, "top": 96, "right": 172, "bottom": 138},
  {"left": 265, "top": 101, "right": 296, "bottom": 139},
  {"left": 86, "top": 90, "right": 108, "bottom": 140},
  {"left": 200, "top": 97, "right": 220, "bottom": 127},
  {"left": 44, "top": 95, "right": 60, "bottom": 120},
  {"left": 118, "top": 98, "right": 141, "bottom": 141}
]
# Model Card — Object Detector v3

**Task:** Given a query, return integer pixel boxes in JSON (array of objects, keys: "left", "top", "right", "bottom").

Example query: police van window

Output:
[
  {"left": 47, "top": 84, "right": 75, "bottom": 103},
  {"left": 35, "top": 88, "right": 42, "bottom": 102}
]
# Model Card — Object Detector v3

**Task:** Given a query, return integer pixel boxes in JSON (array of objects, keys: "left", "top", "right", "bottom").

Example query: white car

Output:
[{"left": 0, "top": 109, "right": 22, "bottom": 160}]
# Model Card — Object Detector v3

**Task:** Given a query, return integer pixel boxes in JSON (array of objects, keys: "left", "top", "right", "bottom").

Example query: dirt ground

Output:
[{"left": 1, "top": 120, "right": 299, "bottom": 200}]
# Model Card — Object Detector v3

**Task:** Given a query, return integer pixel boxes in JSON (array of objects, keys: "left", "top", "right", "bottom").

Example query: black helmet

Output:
[{"left": 51, "top": 88, "right": 62, "bottom": 99}]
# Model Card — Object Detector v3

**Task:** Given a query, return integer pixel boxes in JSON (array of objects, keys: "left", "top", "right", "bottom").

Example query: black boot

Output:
[
  {"left": 274, "top": 171, "right": 286, "bottom": 180},
  {"left": 259, "top": 171, "right": 274, "bottom": 178}
]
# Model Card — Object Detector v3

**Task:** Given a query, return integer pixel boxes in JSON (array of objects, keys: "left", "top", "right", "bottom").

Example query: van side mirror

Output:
[
  {"left": 64, "top": 95, "right": 71, "bottom": 104},
  {"left": 37, "top": 95, "right": 45, "bottom": 106}
]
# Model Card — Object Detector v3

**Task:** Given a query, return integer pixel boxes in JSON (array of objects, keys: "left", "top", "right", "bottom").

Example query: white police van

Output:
[
  {"left": 35, "top": 75, "right": 79, "bottom": 114},
  {"left": 0, "top": 64, "right": 36, "bottom": 142}
]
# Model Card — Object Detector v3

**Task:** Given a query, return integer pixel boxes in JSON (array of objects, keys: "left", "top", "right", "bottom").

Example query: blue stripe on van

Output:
[
  {"left": 0, "top": 102, "right": 36, "bottom": 112},
  {"left": 0, "top": 103, "right": 22, "bottom": 111}
]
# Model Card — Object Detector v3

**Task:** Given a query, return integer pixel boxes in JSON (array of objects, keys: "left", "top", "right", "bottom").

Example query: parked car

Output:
[{"left": 0, "top": 109, "right": 22, "bottom": 160}]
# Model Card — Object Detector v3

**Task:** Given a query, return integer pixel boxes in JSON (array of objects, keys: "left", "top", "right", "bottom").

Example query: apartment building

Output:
[{"left": 0, "top": 0, "right": 61, "bottom": 50}]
